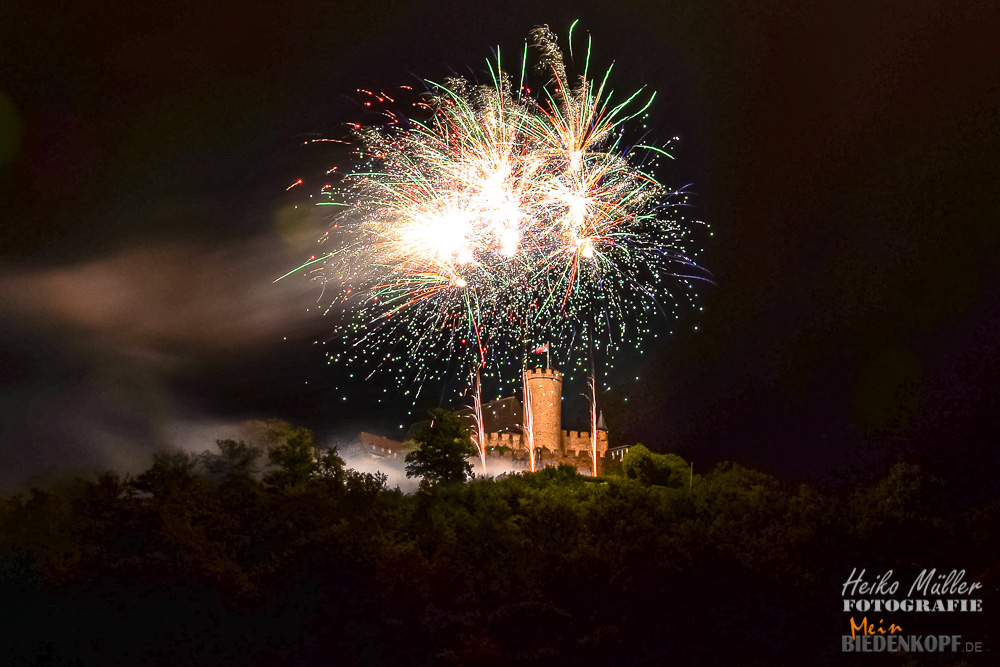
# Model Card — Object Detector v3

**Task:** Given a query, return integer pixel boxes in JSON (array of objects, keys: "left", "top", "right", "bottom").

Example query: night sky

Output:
[{"left": 1, "top": 0, "right": 997, "bottom": 492}]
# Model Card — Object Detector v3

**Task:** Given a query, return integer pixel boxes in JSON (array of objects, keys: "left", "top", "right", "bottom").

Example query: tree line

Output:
[{"left": 0, "top": 412, "right": 996, "bottom": 665}]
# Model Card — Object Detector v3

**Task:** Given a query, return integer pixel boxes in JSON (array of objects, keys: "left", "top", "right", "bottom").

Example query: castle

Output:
[
  {"left": 476, "top": 367, "right": 609, "bottom": 470},
  {"left": 357, "top": 366, "right": 610, "bottom": 473}
]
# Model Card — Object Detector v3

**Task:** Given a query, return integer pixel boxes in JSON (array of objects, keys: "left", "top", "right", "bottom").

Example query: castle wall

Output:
[
  {"left": 482, "top": 431, "right": 522, "bottom": 450},
  {"left": 560, "top": 429, "right": 609, "bottom": 457},
  {"left": 525, "top": 368, "right": 563, "bottom": 454},
  {"left": 464, "top": 366, "right": 610, "bottom": 475}
]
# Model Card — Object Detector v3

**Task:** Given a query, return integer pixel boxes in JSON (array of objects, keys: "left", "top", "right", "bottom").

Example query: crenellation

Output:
[
  {"left": 526, "top": 367, "right": 562, "bottom": 379},
  {"left": 466, "top": 365, "right": 611, "bottom": 473}
]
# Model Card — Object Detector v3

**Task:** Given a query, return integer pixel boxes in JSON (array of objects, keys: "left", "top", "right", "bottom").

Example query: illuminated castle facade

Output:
[
  {"left": 466, "top": 367, "right": 609, "bottom": 470},
  {"left": 356, "top": 366, "right": 609, "bottom": 472}
]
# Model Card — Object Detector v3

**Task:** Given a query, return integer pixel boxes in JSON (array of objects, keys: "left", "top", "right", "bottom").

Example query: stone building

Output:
[
  {"left": 461, "top": 366, "right": 609, "bottom": 472},
  {"left": 351, "top": 431, "right": 410, "bottom": 460},
  {"left": 355, "top": 366, "right": 609, "bottom": 473}
]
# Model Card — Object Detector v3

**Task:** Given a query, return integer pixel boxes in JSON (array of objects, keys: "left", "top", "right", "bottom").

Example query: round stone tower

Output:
[{"left": 524, "top": 367, "right": 563, "bottom": 455}]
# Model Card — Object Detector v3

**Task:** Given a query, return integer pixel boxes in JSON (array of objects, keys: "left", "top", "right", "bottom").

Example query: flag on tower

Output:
[{"left": 533, "top": 343, "right": 549, "bottom": 354}]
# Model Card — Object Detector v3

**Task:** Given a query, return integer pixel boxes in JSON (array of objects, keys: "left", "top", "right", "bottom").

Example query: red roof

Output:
[{"left": 358, "top": 431, "right": 408, "bottom": 453}]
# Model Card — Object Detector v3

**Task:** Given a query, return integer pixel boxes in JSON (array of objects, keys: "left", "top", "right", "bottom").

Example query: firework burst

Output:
[{"left": 291, "top": 22, "right": 708, "bottom": 404}]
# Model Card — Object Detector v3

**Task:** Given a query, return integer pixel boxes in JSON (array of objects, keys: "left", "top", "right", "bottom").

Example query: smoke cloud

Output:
[{"left": 0, "top": 233, "right": 333, "bottom": 490}]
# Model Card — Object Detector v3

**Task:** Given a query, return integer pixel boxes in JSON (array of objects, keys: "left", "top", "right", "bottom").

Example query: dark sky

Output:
[{"left": 1, "top": 0, "right": 997, "bottom": 491}]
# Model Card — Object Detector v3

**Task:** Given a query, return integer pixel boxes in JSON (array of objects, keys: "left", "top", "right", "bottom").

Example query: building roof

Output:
[{"left": 357, "top": 431, "right": 408, "bottom": 454}]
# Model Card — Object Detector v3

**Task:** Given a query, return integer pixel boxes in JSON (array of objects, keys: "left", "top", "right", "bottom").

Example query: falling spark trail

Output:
[{"left": 469, "top": 368, "right": 488, "bottom": 475}]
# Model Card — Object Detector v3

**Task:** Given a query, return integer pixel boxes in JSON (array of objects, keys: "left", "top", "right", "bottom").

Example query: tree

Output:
[
  {"left": 404, "top": 410, "right": 476, "bottom": 486},
  {"left": 621, "top": 444, "right": 689, "bottom": 488},
  {"left": 200, "top": 439, "right": 262, "bottom": 486},
  {"left": 315, "top": 446, "right": 346, "bottom": 485},
  {"left": 264, "top": 427, "right": 318, "bottom": 488},
  {"left": 847, "top": 463, "right": 939, "bottom": 539},
  {"left": 132, "top": 451, "right": 202, "bottom": 499},
  {"left": 236, "top": 418, "right": 298, "bottom": 453}
]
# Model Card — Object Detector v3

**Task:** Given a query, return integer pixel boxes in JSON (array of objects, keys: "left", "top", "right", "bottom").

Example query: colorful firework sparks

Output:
[{"left": 287, "top": 22, "right": 709, "bottom": 403}]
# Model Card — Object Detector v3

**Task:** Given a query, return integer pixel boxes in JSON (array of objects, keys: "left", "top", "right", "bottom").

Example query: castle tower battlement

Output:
[
  {"left": 525, "top": 367, "right": 562, "bottom": 380},
  {"left": 525, "top": 367, "right": 563, "bottom": 454}
]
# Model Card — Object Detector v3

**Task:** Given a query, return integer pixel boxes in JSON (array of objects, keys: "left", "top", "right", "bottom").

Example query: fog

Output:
[{"left": 0, "top": 230, "right": 337, "bottom": 490}]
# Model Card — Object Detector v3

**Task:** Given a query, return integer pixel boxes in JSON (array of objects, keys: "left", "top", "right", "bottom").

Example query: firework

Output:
[
  {"left": 293, "top": 22, "right": 707, "bottom": 405},
  {"left": 469, "top": 368, "right": 488, "bottom": 474},
  {"left": 587, "top": 367, "right": 599, "bottom": 477}
]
